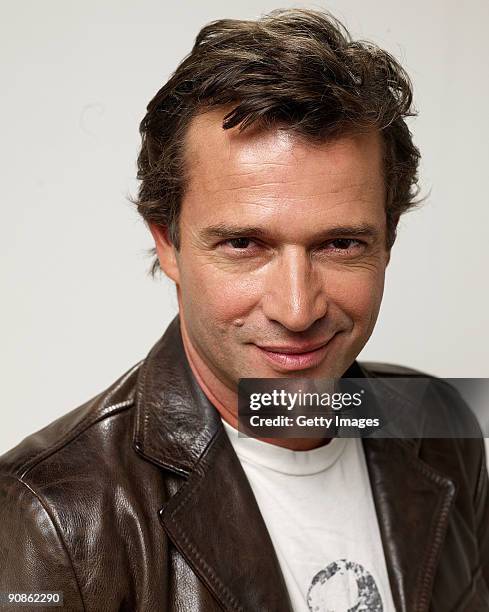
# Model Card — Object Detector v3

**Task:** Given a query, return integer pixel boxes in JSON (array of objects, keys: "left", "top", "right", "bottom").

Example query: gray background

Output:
[{"left": 1, "top": 0, "right": 488, "bottom": 453}]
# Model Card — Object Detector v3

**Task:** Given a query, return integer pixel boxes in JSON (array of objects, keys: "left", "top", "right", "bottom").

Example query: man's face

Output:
[{"left": 154, "top": 108, "right": 390, "bottom": 391}]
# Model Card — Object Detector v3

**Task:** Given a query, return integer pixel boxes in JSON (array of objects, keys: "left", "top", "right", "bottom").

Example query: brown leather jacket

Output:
[{"left": 1, "top": 316, "right": 488, "bottom": 611}]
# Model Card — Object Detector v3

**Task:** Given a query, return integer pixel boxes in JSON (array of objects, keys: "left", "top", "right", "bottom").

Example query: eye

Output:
[
  {"left": 226, "top": 237, "right": 254, "bottom": 249},
  {"left": 217, "top": 236, "right": 263, "bottom": 258},
  {"left": 329, "top": 238, "right": 361, "bottom": 250},
  {"left": 318, "top": 238, "right": 365, "bottom": 255}
]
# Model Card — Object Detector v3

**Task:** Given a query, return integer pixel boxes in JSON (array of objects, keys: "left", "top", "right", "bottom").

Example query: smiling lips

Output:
[{"left": 255, "top": 337, "right": 335, "bottom": 371}]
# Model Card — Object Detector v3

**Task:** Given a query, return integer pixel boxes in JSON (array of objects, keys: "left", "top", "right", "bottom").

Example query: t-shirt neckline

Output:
[{"left": 221, "top": 418, "right": 349, "bottom": 476}]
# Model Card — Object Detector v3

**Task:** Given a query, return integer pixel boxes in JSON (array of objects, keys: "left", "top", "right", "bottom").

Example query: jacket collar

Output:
[
  {"left": 133, "top": 315, "right": 220, "bottom": 476},
  {"left": 133, "top": 315, "right": 455, "bottom": 612}
]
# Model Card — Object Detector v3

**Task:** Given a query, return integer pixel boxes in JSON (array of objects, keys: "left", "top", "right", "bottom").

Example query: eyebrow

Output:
[{"left": 199, "top": 223, "right": 380, "bottom": 243}]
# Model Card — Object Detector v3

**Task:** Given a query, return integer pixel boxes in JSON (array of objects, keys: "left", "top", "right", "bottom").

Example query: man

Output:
[{"left": 0, "top": 8, "right": 488, "bottom": 612}]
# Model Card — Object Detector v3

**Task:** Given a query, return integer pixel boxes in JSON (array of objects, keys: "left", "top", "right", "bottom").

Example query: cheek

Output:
[
  {"left": 179, "top": 258, "right": 261, "bottom": 323},
  {"left": 328, "top": 268, "right": 385, "bottom": 323}
]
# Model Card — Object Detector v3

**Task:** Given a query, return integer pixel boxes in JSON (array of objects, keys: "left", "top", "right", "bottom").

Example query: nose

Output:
[{"left": 261, "top": 247, "right": 328, "bottom": 333}]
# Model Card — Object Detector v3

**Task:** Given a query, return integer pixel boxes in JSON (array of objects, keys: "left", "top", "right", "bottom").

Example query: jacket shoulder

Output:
[
  {"left": 0, "top": 360, "right": 143, "bottom": 480},
  {"left": 361, "top": 360, "right": 485, "bottom": 458},
  {"left": 360, "top": 360, "right": 477, "bottom": 416}
]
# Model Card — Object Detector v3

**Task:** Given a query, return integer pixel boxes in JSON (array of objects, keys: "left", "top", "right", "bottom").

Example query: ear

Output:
[{"left": 148, "top": 223, "right": 180, "bottom": 284}]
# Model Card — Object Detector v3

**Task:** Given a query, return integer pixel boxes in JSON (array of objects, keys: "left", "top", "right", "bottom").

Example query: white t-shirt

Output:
[{"left": 222, "top": 419, "right": 396, "bottom": 612}]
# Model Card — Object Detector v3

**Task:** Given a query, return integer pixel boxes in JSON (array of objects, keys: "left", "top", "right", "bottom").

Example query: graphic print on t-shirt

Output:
[{"left": 307, "top": 559, "right": 383, "bottom": 612}]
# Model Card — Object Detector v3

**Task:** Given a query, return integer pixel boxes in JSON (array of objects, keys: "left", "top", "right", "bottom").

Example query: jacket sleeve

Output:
[
  {"left": 475, "top": 441, "right": 489, "bottom": 588},
  {"left": 0, "top": 475, "right": 85, "bottom": 611}
]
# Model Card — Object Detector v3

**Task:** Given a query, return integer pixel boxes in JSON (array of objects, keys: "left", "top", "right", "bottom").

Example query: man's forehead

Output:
[
  {"left": 185, "top": 107, "right": 298, "bottom": 162},
  {"left": 183, "top": 107, "right": 384, "bottom": 194}
]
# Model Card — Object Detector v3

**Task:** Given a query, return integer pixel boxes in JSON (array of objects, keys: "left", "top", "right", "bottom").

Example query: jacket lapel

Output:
[
  {"left": 133, "top": 316, "right": 293, "bottom": 611},
  {"left": 363, "top": 432, "right": 456, "bottom": 612},
  {"left": 356, "top": 365, "right": 457, "bottom": 612},
  {"left": 160, "top": 427, "right": 293, "bottom": 611}
]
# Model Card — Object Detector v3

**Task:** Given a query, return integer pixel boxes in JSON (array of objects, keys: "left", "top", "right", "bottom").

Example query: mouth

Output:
[{"left": 254, "top": 336, "right": 336, "bottom": 371}]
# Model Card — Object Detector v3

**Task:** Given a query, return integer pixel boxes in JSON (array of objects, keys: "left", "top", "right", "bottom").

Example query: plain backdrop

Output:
[{"left": 1, "top": 0, "right": 488, "bottom": 453}]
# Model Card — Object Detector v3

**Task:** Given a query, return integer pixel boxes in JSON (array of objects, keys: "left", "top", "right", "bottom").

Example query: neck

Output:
[{"left": 178, "top": 311, "right": 331, "bottom": 451}]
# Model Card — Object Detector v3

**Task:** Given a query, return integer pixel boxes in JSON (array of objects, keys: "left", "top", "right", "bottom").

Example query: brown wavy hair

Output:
[{"left": 133, "top": 8, "right": 421, "bottom": 276}]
